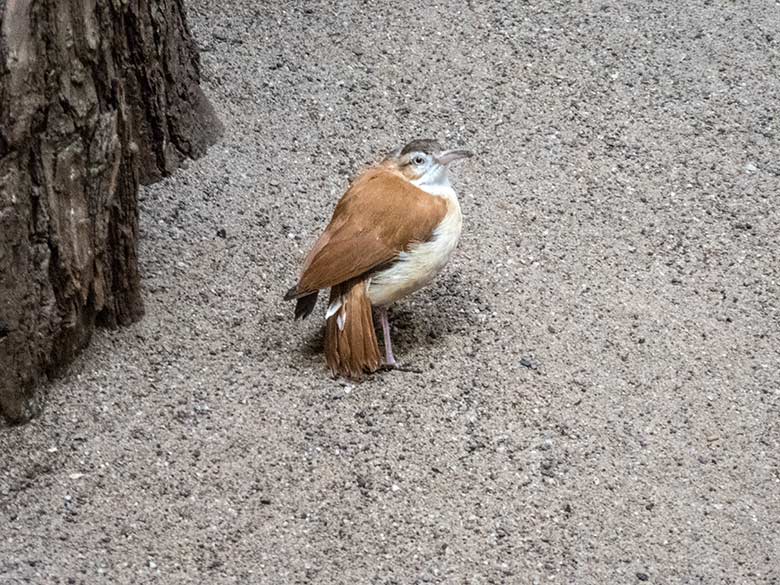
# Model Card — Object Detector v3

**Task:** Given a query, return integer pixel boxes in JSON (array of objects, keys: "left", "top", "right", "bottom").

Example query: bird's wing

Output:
[{"left": 290, "top": 168, "right": 448, "bottom": 296}]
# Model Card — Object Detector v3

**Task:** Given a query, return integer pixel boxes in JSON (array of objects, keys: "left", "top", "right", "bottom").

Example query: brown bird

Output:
[{"left": 284, "top": 139, "right": 472, "bottom": 378}]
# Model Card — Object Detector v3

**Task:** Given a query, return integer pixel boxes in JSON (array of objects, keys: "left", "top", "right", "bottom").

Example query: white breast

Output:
[{"left": 367, "top": 181, "right": 462, "bottom": 307}]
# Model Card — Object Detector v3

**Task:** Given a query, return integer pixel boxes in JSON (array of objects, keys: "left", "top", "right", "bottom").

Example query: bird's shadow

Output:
[
  {"left": 301, "top": 325, "right": 325, "bottom": 357},
  {"left": 299, "top": 271, "right": 478, "bottom": 361},
  {"left": 389, "top": 271, "right": 479, "bottom": 354}
]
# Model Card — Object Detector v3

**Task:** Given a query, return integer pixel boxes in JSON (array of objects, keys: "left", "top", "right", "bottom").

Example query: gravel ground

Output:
[{"left": 2, "top": 1, "right": 780, "bottom": 583}]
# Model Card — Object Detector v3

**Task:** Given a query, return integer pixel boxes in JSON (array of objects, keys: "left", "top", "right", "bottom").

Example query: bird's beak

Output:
[{"left": 437, "top": 149, "right": 473, "bottom": 166}]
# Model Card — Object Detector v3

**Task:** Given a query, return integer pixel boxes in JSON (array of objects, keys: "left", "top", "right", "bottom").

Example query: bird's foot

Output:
[{"left": 380, "top": 362, "right": 422, "bottom": 374}]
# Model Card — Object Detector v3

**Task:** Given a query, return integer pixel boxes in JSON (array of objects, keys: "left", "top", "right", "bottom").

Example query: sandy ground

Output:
[{"left": 2, "top": 1, "right": 780, "bottom": 583}]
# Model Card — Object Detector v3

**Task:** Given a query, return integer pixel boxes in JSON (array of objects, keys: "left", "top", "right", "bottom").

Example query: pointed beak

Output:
[{"left": 437, "top": 149, "right": 474, "bottom": 166}]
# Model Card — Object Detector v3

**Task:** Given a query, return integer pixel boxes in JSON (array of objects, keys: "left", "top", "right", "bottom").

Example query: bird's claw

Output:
[{"left": 380, "top": 363, "right": 422, "bottom": 374}]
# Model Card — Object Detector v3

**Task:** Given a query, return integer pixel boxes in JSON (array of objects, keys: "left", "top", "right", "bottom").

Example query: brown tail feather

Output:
[{"left": 325, "top": 278, "right": 381, "bottom": 379}]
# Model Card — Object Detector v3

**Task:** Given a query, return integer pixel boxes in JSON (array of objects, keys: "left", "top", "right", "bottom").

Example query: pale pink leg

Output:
[{"left": 379, "top": 307, "right": 397, "bottom": 367}]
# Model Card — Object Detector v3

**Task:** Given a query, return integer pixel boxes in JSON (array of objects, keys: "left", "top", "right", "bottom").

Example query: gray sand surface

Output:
[{"left": 2, "top": 1, "right": 779, "bottom": 583}]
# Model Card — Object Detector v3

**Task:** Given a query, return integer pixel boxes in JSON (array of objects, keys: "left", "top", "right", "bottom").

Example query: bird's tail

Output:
[{"left": 325, "top": 278, "right": 381, "bottom": 379}]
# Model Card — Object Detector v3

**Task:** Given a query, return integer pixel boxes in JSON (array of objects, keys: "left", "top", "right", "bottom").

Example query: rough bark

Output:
[{"left": 0, "top": 0, "right": 221, "bottom": 422}]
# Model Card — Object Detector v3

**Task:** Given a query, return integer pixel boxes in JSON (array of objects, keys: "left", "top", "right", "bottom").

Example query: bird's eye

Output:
[{"left": 412, "top": 155, "right": 426, "bottom": 165}]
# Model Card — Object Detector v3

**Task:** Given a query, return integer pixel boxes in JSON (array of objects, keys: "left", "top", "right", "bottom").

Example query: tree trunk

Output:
[{"left": 0, "top": 0, "right": 222, "bottom": 422}]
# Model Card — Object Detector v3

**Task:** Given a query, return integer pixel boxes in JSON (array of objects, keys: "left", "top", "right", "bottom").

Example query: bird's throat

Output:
[{"left": 412, "top": 168, "right": 454, "bottom": 198}]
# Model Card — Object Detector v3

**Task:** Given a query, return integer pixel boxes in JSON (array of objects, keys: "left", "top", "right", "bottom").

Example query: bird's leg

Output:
[
  {"left": 378, "top": 307, "right": 422, "bottom": 374},
  {"left": 379, "top": 306, "right": 397, "bottom": 367}
]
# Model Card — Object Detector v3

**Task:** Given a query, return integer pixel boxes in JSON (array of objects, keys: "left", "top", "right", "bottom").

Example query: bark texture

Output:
[{"left": 0, "top": 0, "right": 221, "bottom": 422}]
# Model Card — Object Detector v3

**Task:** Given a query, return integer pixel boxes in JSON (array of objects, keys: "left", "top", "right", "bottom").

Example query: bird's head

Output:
[{"left": 385, "top": 139, "right": 473, "bottom": 189}]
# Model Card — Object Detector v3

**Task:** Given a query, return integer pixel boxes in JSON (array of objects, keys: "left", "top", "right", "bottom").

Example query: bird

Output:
[{"left": 284, "top": 138, "right": 472, "bottom": 378}]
